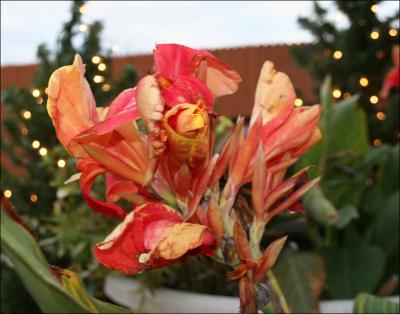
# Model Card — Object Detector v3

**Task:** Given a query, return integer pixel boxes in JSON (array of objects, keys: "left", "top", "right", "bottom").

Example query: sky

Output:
[{"left": 1, "top": 1, "right": 398, "bottom": 65}]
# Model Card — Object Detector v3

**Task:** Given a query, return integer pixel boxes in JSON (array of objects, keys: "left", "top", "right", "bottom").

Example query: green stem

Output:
[{"left": 267, "top": 271, "right": 291, "bottom": 314}]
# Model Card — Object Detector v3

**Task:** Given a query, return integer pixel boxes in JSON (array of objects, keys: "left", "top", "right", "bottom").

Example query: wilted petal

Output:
[
  {"left": 146, "top": 222, "right": 215, "bottom": 265},
  {"left": 95, "top": 203, "right": 215, "bottom": 275},
  {"left": 47, "top": 54, "right": 98, "bottom": 158},
  {"left": 250, "top": 61, "right": 296, "bottom": 126},
  {"left": 136, "top": 75, "right": 167, "bottom": 156}
]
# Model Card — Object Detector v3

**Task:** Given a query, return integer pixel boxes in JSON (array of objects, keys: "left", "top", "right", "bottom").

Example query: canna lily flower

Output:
[
  {"left": 47, "top": 55, "right": 154, "bottom": 218},
  {"left": 136, "top": 44, "right": 241, "bottom": 159},
  {"left": 94, "top": 202, "right": 216, "bottom": 274}
]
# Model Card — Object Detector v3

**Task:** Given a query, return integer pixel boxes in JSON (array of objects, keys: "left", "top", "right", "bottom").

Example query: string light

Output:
[
  {"left": 98, "top": 63, "right": 106, "bottom": 71},
  {"left": 376, "top": 112, "right": 386, "bottom": 121},
  {"left": 332, "top": 89, "right": 342, "bottom": 98},
  {"left": 79, "top": 24, "right": 87, "bottom": 32},
  {"left": 373, "top": 139, "right": 382, "bottom": 147},
  {"left": 21, "top": 127, "right": 29, "bottom": 136},
  {"left": 370, "top": 31, "right": 379, "bottom": 40},
  {"left": 111, "top": 45, "right": 119, "bottom": 52},
  {"left": 102, "top": 83, "right": 110, "bottom": 92},
  {"left": 3, "top": 189, "right": 12, "bottom": 198},
  {"left": 359, "top": 77, "right": 369, "bottom": 87},
  {"left": 32, "top": 140, "right": 40, "bottom": 149},
  {"left": 93, "top": 75, "right": 105, "bottom": 83},
  {"left": 389, "top": 29, "right": 398, "bottom": 37},
  {"left": 36, "top": 97, "right": 43, "bottom": 104},
  {"left": 333, "top": 50, "right": 343, "bottom": 60},
  {"left": 371, "top": 4, "right": 378, "bottom": 13},
  {"left": 57, "top": 159, "right": 66, "bottom": 168},
  {"left": 91, "top": 56, "right": 101, "bottom": 64},
  {"left": 32, "top": 89, "right": 41, "bottom": 97},
  {"left": 39, "top": 147, "right": 48, "bottom": 156},
  {"left": 30, "top": 194, "right": 38, "bottom": 202},
  {"left": 45, "top": 87, "right": 49, "bottom": 95},
  {"left": 294, "top": 98, "right": 303, "bottom": 107},
  {"left": 22, "top": 110, "right": 32, "bottom": 120},
  {"left": 79, "top": 5, "right": 85, "bottom": 14},
  {"left": 370, "top": 95, "right": 379, "bottom": 104}
]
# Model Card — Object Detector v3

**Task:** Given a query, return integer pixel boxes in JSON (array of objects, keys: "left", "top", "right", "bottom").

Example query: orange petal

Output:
[
  {"left": 233, "top": 217, "right": 251, "bottom": 260},
  {"left": 254, "top": 235, "right": 287, "bottom": 282},
  {"left": 264, "top": 105, "right": 321, "bottom": 160},
  {"left": 81, "top": 142, "right": 146, "bottom": 184},
  {"left": 265, "top": 177, "right": 321, "bottom": 221},
  {"left": 47, "top": 54, "right": 98, "bottom": 158},
  {"left": 252, "top": 145, "right": 266, "bottom": 218},
  {"left": 210, "top": 117, "right": 244, "bottom": 187}
]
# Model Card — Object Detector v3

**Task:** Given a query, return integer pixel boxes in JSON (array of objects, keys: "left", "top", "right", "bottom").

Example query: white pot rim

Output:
[{"left": 104, "top": 274, "right": 399, "bottom": 314}]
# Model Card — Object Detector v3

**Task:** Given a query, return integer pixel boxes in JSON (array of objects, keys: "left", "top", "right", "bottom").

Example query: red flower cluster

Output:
[{"left": 46, "top": 44, "right": 321, "bottom": 286}]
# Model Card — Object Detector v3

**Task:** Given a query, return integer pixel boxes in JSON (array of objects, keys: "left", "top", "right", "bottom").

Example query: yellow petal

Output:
[
  {"left": 250, "top": 61, "right": 296, "bottom": 125},
  {"left": 149, "top": 223, "right": 211, "bottom": 260}
]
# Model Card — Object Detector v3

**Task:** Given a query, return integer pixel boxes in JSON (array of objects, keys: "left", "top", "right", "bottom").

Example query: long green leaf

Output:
[
  {"left": 273, "top": 252, "right": 325, "bottom": 313},
  {"left": 353, "top": 293, "right": 399, "bottom": 314},
  {"left": 321, "top": 246, "right": 385, "bottom": 299},
  {"left": 0, "top": 207, "right": 133, "bottom": 313}
]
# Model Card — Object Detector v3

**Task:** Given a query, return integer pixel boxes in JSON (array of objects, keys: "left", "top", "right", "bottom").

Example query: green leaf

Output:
[
  {"left": 321, "top": 247, "right": 385, "bottom": 299},
  {"left": 329, "top": 98, "right": 368, "bottom": 155},
  {"left": 273, "top": 252, "right": 325, "bottom": 314},
  {"left": 0, "top": 207, "right": 133, "bottom": 313},
  {"left": 335, "top": 205, "right": 359, "bottom": 229},
  {"left": 304, "top": 185, "right": 339, "bottom": 226},
  {"left": 353, "top": 293, "right": 399, "bottom": 314},
  {"left": 371, "top": 191, "right": 399, "bottom": 258}
]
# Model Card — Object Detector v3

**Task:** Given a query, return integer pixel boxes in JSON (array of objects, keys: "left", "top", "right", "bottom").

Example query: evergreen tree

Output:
[
  {"left": 1, "top": 0, "right": 137, "bottom": 217},
  {"left": 291, "top": 1, "right": 399, "bottom": 144},
  {"left": 1, "top": 1, "right": 138, "bottom": 311}
]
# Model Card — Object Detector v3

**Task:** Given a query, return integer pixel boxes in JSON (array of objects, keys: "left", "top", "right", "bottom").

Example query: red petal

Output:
[
  {"left": 77, "top": 159, "right": 126, "bottom": 219},
  {"left": 95, "top": 203, "right": 216, "bottom": 274},
  {"left": 95, "top": 211, "right": 141, "bottom": 274},
  {"left": 105, "top": 172, "right": 139, "bottom": 203},
  {"left": 154, "top": 44, "right": 241, "bottom": 97},
  {"left": 160, "top": 75, "right": 214, "bottom": 107},
  {"left": 106, "top": 88, "right": 138, "bottom": 119}
]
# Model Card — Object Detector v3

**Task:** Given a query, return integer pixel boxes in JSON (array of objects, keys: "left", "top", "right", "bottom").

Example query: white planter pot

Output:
[{"left": 104, "top": 275, "right": 399, "bottom": 314}]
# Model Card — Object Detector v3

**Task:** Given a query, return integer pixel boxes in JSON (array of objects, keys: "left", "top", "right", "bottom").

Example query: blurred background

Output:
[{"left": 1, "top": 1, "right": 399, "bottom": 313}]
